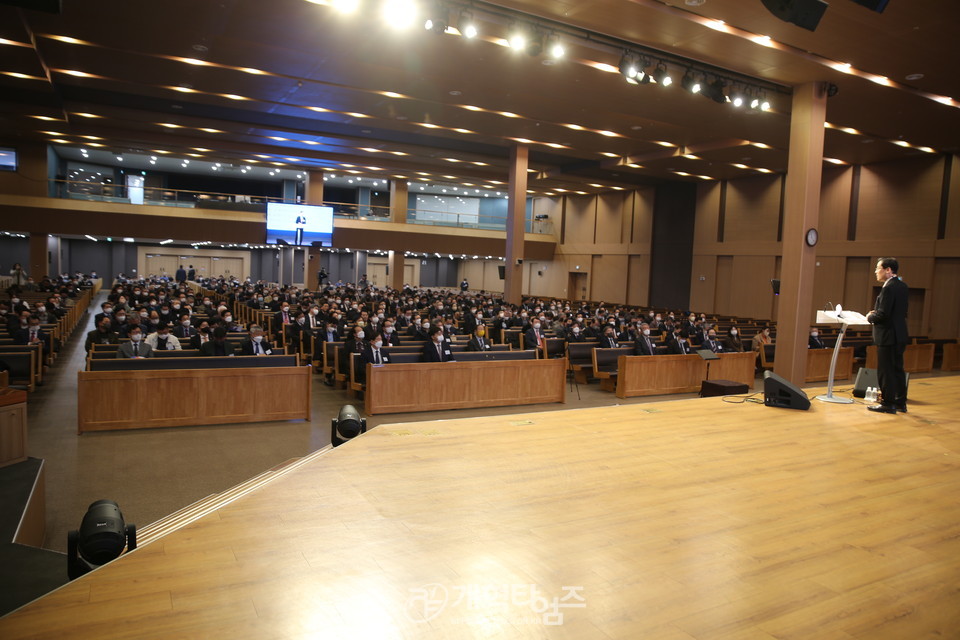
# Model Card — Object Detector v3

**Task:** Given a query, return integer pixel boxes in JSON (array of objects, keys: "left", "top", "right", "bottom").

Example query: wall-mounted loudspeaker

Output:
[
  {"left": 850, "top": 0, "right": 890, "bottom": 13},
  {"left": 763, "top": 371, "right": 811, "bottom": 410},
  {"left": 760, "top": 0, "right": 829, "bottom": 31}
]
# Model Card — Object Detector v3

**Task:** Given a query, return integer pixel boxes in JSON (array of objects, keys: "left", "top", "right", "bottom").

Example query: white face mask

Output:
[
  {"left": 224, "top": 316, "right": 232, "bottom": 323},
  {"left": 384, "top": 327, "right": 393, "bottom": 334},
  {"left": 731, "top": 329, "right": 738, "bottom": 336},
  {"left": 310, "top": 309, "right": 319, "bottom": 315},
  {"left": 643, "top": 329, "right": 651, "bottom": 336},
  {"left": 356, "top": 331, "right": 365, "bottom": 340},
  {"left": 130, "top": 334, "right": 142, "bottom": 342},
  {"left": 533, "top": 323, "right": 541, "bottom": 329},
  {"left": 572, "top": 327, "right": 580, "bottom": 334},
  {"left": 373, "top": 340, "right": 383, "bottom": 349},
  {"left": 182, "top": 320, "right": 190, "bottom": 327},
  {"left": 811, "top": 331, "right": 818, "bottom": 338},
  {"left": 434, "top": 334, "right": 444, "bottom": 343},
  {"left": 422, "top": 322, "right": 430, "bottom": 330},
  {"left": 252, "top": 335, "right": 263, "bottom": 343},
  {"left": 139, "top": 311, "right": 148, "bottom": 318}
]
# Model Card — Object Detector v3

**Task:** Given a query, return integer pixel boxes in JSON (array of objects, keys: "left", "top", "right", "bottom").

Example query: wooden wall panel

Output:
[
  {"left": 729, "top": 255, "right": 777, "bottom": 320},
  {"left": 632, "top": 188, "right": 656, "bottom": 244},
  {"left": 596, "top": 194, "right": 623, "bottom": 244},
  {"left": 843, "top": 257, "right": 872, "bottom": 315},
  {"left": 714, "top": 256, "right": 733, "bottom": 316},
  {"left": 857, "top": 156, "right": 942, "bottom": 242},
  {"left": 948, "top": 154, "right": 960, "bottom": 239},
  {"left": 693, "top": 182, "right": 722, "bottom": 247},
  {"left": 929, "top": 258, "right": 960, "bottom": 338},
  {"left": 589, "top": 254, "right": 628, "bottom": 303},
  {"left": 819, "top": 166, "right": 852, "bottom": 242},
  {"left": 564, "top": 195, "right": 596, "bottom": 245},
  {"left": 811, "top": 256, "right": 847, "bottom": 323},
  {"left": 689, "top": 255, "right": 717, "bottom": 313},
  {"left": 626, "top": 254, "right": 649, "bottom": 307},
  {"left": 723, "top": 176, "right": 781, "bottom": 244}
]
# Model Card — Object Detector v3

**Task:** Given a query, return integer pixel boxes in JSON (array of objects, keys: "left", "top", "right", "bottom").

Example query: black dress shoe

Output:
[
  {"left": 896, "top": 404, "right": 907, "bottom": 413},
  {"left": 867, "top": 404, "right": 897, "bottom": 414}
]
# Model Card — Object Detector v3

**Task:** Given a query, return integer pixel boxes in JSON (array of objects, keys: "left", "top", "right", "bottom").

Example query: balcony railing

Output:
[{"left": 48, "top": 179, "right": 555, "bottom": 235}]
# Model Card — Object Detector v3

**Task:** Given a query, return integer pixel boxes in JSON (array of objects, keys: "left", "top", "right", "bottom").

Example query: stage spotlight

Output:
[
  {"left": 546, "top": 34, "right": 564, "bottom": 59},
  {"left": 458, "top": 11, "right": 477, "bottom": 38},
  {"left": 730, "top": 87, "right": 745, "bottom": 107},
  {"left": 652, "top": 64, "right": 673, "bottom": 87},
  {"left": 703, "top": 77, "right": 727, "bottom": 103},
  {"left": 382, "top": 0, "right": 418, "bottom": 29},
  {"left": 760, "top": 97, "right": 771, "bottom": 111},
  {"left": 332, "top": 404, "right": 367, "bottom": 447},
  {"left": 681, "top": 70, "right": 702, "bottom": 94},
  {"left": 524, "top": 29, "right": 544, "bottom": 57},
  {"left": 508, "top": 25, "right": 526, "bottom": 51},
  {"left": 761, "top": 0, "right": 828, "bottom": 31},
  {"left": 619, "top": 53, "right": 640, "bottom": 80},
  {"left": 423, "top": 3, "right": 448, "bottom": 34},
  {"left": 67, "top": 500, "right": 136, "bottom": 580}
]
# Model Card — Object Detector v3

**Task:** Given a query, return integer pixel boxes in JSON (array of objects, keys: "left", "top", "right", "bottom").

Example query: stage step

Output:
[
  {"left": 0, "top": 543, "right": 68, "bottom": 617},
  {"left": 0, "top": 458, "right": 46, "bottom": 548},
  {"left": 136, "top": 446, "right": 332, "bottom": 548}
]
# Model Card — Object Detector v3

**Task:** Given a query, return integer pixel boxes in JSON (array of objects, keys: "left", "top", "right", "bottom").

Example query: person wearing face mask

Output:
[
  {"left": 172, "top": 313, "right": 197, "bottom": 339},
  {"left": 466, "top": 324, "right": 492, "bottom": 352},
  {"left": 752, "top": 326, "right": 773, "bottom": 353},
  {"left": 117, "top": 326, "right": 153, "bottom": 359},
  {"left": 240, "top": 325, "right": 274, "bottom": 356},
  {"left": 85, "top": 317, "right": 120, "bottom": 352},
  {"left": 632, "top": 322, "right": 657, "bottom": 356},
  {"left": 422, "top": 325, "right": 455, "bottom": 362},
  {"left": 145, "top": 322, "right": 182, "bottom": 351},
  {"left": 722, "top": 326, "right": 744, "bottom": 352},
  {"left": 808, "top": 327, "right": 826, "bottom": 349},
  {"left": 667, "top": 329, "right": 692, "bottom": 355},
  {"left": 524, "top": 317, "right": 546, "bottom": 351},
  {"left": 598, "top": 324, "right": 620, "bottom": 349},
  {"left": 413, "top": 318, "right": 432, "bottom": 342},
  {"left": 360, "top": 335, "right": 391, "bottom": 382},
  {"left": 340, "top": 325, "right": 367, "bottom": 375},
  {"left": 189, "top": 322, "right": 212, "bottom": 349},
  {"left": 702, "top": 329, "right": 723, "bottom": 353},
  {"left": 380, "top": 320, "right": 401, "bottom": 347}
]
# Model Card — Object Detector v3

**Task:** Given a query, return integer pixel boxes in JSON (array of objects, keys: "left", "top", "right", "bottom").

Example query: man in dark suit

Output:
[
  {"left": 14, "top": 316, "right": 47, "bottom": 346},
  {"left": 524, "top": 319, "right": 546, "bottom": 351},
  {"left": 172, "top": 313, "right": 197, "bottom": 340},
  {"left": 598, "top": 325, "right": 620, "bottom": 349},
  {"left": 187, "top": 265, "right": 196, "bottom": 280},
  {"left": 200, "top": 326, "right": 238, "bottom": 356},
  {"left": 701, "top": 329, "right": 723, "bottom": 353},
  {"left": 189, "top": 323, "right": 212, "bottom": 350},
  {"left": 380, "top": 320, "right": 401, "bottom": 347},
  {"left": 422, "top": 325, "right": 455, "bottom": 362},
  {"left": 632, "top": 323, "right": 657, "bottom": 356},
  {"left": 867, "top": 257, "right": 909, "bottom": 413},
  {"left": 239, "top": 325, "right": 275, "bottom": 356},
  {"left": 808, "top": 328, "right": 827, "bottom": 349},
  {"left": 175, "top": 264, "right": 187, "bottom": 283},
  {"left": 85, "top": 317, "right": 119, "bottom": 352},
  {"left": 117, "top": 326, "right": 153, "bottom": 358},
  {"left": 466, "top": 326, "right": 493, "bottom": 352},
  {"left": 667, "top": 329, "right": 692, "bottom": 355}
]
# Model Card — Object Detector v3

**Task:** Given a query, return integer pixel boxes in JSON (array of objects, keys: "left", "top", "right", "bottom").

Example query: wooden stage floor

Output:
[{"left": 2, "top": 376, "right": 959, "bottom": 639}]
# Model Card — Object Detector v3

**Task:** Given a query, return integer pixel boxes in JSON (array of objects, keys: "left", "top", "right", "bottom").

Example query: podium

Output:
[{"left": 815, "top": 307, "right": 870, "bottom": 404}]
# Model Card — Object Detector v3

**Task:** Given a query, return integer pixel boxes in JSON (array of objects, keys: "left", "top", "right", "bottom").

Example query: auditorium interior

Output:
[{"left": 1, "top": 0, "right": 959, "bottom": 637}]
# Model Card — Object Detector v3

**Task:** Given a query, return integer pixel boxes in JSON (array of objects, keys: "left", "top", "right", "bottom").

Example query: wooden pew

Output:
[
  {"left": 364, "top": 358, "right": 566, "bottom": 415},
  {"left": 77, "top": 360, "right": 310, "bottom": 433},
  {"left": 567, "top": 341, "right": 599, "bottom": 383},
  {"left": 865, "top": 343, "right": 935, "bottom": 373},
  {"left": 943, "top": 342, "right": 960, "bottom": 371},
  {"left": 593, "top": 347, "right": 634, "bottom": 392},
  {"left": 615, "top": 353, "right": 755, "bottom": 399}
]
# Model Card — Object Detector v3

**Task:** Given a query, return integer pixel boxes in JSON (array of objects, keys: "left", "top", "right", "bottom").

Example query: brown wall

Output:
[{"left": 689, "top": 154, "right": 960, "bottom": 338}]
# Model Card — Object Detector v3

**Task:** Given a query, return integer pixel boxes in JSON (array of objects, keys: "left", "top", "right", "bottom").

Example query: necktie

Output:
[
  {"left": 254, "top": 342, "right": 259, "bottom": 355},
  {"left": 437, "top": 343, "right": 443, "bottom": 360},
  {"left": 375, "top": 350, "right": 381, "bottom": 365},
  {"left": 536, "top": 330, "right": 541, "bottom": 347},
  {"left": 133, "top": 343, "right": 138, "bottom": 356}
]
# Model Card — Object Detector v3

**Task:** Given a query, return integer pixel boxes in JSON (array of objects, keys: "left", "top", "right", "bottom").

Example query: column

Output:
[
  {"left": 774, "top": 82, "right": 828, "bottom": 386},
  {"left": 389, "top": 250, "right": 404, "bottom": 290},
  {"left": 278, "top": 247, "right": 294, "bottom": 285},
  {"left": 282, "top": 179, "right": 298, "bottom": 204},
  {"left": 357, "top": 186, "right": 371, "bottom": 218},
  {"left": 306, "top": 247, "right": 321, "bottom": 290},
  {"left": 29, "top": 233, "right": 49, "bottom": 280},
  {"left": 306, "top": 170, "right": 324, "bottom": 205},
  {"left": 504, "top": 144, "right": 528, "bottom": 305},
  {"left": 390, "top": 180, "right": 408, "bottom": 224}
]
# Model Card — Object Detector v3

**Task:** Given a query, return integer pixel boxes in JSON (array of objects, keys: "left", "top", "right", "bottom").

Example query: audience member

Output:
[
  {"left": 117, "top": 326, "right": 153, "bottom": 358},
  {"left": 145, "top": 323, "right": 182, "bottom": 351},
  {"left": 422, "top": 325, "right": 455, "bottom": 362},
  {"left": 200, "top": 327, "right": 237, "bottom": 356},
  {"left": 240, "top": 325, "right": 274, "bottom": 355}
]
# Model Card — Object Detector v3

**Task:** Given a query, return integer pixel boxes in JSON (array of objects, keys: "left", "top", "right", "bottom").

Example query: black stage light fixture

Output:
[
  {"left": 730, "top": 86, "right": 746, "bottom": 107},
  {"left": 458, "top": 10, "right": 478, "bottom": 38},
  {"left": 771, "top": 278, "right": 781, "bottom": 295},
  {"left": 0, "top": 0, "right": 62, "bottom": 12},
  {"left": 760, "top": 0, "right": 829, "bottom": 31},
  {"left": 525, "top": 28, "right": 544, "bottom": 57},
  {"left": 850, "top": 0, "right": 889, "bottom": 12},
  {"left": 619, "top": 53, "right": 640, "bottom": 81},
  {"left": 332, "top": 404, "right": 367, "bottom": 447},
  {"left": 681, "top": 70, "right": 702, "bottom": 94},
  {"left": 651, "top": 64, "right": 673, "bottom": 87},
  {"left": 703, "top": 77, "right": 728, "bottom": 103},
  {"left": 424, "top": 3, "right": 449, "bottom": 34},
  {"left": 67, "top": 500, "right": 136, "bottom": 580}
]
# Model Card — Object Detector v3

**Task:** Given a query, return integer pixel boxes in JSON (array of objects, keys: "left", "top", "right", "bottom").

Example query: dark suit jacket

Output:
[
  {"left": 14, "top": 327, "right": 47, "bottom": 346},
  {"left": 867, "top": 277, "right": 909, "bottom": 346},
  {"left": 381, "top": 331, "right": 401, "bottom": 347},
  {"left": 598, "top": 335, "right": 620, "bottom": 349},
  {"left": 632, "top": 334, "right": 656, "bottom": 356},
  {"left": 117, "top": 341, "right": 154, "bottom": 358},
  {"left": 466, "top": 336, "right": 493, "bottom": 351},
  {"left": 667, "top": 339, "right": 692, "bottom": 355},
  {"left": 361, "top": 345, "right": 390, "bottom": 367},
  {"left": 722, "top": 336, "right": 744, "bottom": 352},
  {"left": 701, "top": 338, "right": 723, "bottom": 353},
  {"left": 189, "top": 334, "right": 211, "bottom": 350},
  {"left": 239, "top": 339, "right": 275, "bottom": 355},
  {"left": 524, "top": 327, "right": 546, "bottom": 350},
  {"left": 422, "top": 340, "right": 455, "bottom": 362},
  {"left": 199, "top": 340, "right": 238, "bottom": 356},
  {"left": 808, "top": 336, "right": 826, "bottom": 349},
  {"left": 172, "top": 325, "right": 197, "bottom": 339},
  {"left": 85, "top": 328, "right": 119, "bottom": 352}
]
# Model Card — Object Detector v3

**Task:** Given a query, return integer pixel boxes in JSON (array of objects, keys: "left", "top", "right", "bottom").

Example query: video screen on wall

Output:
[{"left": 266, "top": 203, "right": 334, "bottom": 246}]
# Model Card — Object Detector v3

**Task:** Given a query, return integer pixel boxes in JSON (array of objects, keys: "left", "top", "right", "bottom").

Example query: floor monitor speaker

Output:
[
  {"left": 853, "top": 367, "right": 909, "bottom": 399},
  {"left": 760, "top": 0, "right": 829, "bottom": 31},
  {"left": 763, "top": 371, "right": 811, "bottom": 410}
]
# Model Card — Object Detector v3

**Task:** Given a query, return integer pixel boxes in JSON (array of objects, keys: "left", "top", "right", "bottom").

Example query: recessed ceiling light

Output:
[{"left": 905, "top": 73, "right": 924, "bottom": 81}]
